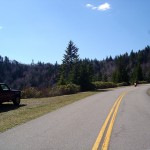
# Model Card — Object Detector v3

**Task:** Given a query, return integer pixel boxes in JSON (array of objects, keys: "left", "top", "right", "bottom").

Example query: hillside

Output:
[{"left": 0, "top": 43, "right": 150, "bottom": 90}]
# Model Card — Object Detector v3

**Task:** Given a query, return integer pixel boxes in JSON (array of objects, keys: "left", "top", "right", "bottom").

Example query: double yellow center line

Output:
[{"left": 92, "top": 92, "right": 126, "bottom": 150}]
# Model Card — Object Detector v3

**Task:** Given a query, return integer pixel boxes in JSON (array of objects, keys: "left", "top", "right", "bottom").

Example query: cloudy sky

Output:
[{"left": 0, "top": 0, "right": 150, "bottom": 64}]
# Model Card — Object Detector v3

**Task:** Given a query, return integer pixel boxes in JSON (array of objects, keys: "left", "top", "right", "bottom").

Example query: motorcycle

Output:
[{"left": 134, "top": 82, "right": 137, "bottom": 87}]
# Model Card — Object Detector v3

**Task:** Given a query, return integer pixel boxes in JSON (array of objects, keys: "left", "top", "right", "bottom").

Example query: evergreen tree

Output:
[
  {"left": 147, "top": 71, "right": 150, "bottom": 83},
  {"left": 60, "top": 41, "right": 79, "bottom": 84},
  {"left": 137, "top": 64, "right": 143, "bottom": 81},
  {"left": 113, "top": 56, "right": 129, "bottom": 83},
  {"left": 98, "top": 72, "right": 102, "bottom": 81},
  {"left": 112, "top": 71, "right": 119, "bottom": 83},
  {"left": 103, "top": 74, "right": 108, "bottom": 82},
  {"left": 131, "top": 63, "right": 143, "bottom": 82},
  {"left": 78, "top": 59, "right": 94, "bottom": 91}
]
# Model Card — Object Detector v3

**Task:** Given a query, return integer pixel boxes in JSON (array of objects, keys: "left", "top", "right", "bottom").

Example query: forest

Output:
[{"left": 0, "top": 41, "right": 150, "bottom": 97}]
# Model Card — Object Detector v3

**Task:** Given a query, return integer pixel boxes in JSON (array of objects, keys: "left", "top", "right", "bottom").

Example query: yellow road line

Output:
[
  {"left": 92, "top": 93, "right": 125, "bottom": 150},
  {"left": 101, "top": 92, "right": 126, "bottom": 150}
]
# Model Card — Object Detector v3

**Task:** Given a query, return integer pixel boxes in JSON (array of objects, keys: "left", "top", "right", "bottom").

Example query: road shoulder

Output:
[{"left": 147, "top": 88, "right": 150, "bottom": 96}]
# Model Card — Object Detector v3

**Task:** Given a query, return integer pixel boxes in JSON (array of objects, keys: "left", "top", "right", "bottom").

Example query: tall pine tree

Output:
[{"left": 59, "top": 41, "right": 79, "bottom": 84}]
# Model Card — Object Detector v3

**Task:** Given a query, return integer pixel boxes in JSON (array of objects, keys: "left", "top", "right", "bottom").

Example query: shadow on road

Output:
[{"left": 0, "top": 104, "right": 26, "bottom": 113}]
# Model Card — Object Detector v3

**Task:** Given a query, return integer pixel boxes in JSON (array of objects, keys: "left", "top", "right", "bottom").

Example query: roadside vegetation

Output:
[
  {"left": 0, "top": 91, "right": 100, "bottom": 133},
  {"left": 0, "top": 41, "right": 150, "bottom": 97},
  {"left": 21, "top": 82, "right": 129, "bottom": 99},
  {"left": 22, "top": 84, "right": 80, "bottom": 98}
]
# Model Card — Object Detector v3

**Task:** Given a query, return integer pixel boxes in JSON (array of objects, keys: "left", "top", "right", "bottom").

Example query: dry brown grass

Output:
[{"left": 0, "top": 91, "right": 99, "bottom": 132}]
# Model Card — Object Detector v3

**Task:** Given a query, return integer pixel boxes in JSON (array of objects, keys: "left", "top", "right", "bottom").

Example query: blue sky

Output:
[{"left": 0, "top": 0, "right": 150, "bottom": 64}]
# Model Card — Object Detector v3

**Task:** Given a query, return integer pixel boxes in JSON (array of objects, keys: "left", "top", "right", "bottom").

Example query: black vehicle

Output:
[{"left": 0, "top": 83, "right": 21, "bottom": 106}]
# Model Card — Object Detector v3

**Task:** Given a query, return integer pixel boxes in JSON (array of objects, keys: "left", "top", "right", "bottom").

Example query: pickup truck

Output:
[{"left": 0, "top": 83, "right": 21, "bottom": 106}]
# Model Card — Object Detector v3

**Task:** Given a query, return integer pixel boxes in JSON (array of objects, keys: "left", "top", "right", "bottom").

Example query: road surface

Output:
[{"left": 0, "top": 84, "right": 150, "bottom": 150}]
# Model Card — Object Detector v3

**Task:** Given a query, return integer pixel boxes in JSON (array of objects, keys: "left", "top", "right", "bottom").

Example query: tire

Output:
[{"left": 13, "top": 97, "right": 20, "bottom": 106}]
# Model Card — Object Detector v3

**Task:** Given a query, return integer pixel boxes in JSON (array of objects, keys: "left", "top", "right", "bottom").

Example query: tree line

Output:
[{"left": 0, "top": 41, "right": 150, "bottom": 91}]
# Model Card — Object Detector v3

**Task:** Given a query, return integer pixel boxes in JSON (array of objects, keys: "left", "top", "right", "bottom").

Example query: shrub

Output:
[
  {"left": 22, "top": 84, "right": 80, "bottom": 99},
  {"left": 93, "top": 81, "right": 117, "bottom": 89},
  {"left": 49, "top": 84, "right": 80, "bottom": 96},
  {"left": 138, "top": 81, "right": 148, "bottom": 84},
  {"left": 22, "top": 87, "right": 41, "bottom": 99},
  {"left": 117, "top": 82, "right": 128, "bottom": 87},
  {"left": 80, "top": 82, "right": 95, "bottom": 91}
]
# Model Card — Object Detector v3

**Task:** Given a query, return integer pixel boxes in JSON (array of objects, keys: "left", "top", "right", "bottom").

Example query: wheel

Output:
[{"left": 13, "top": 97, "right": 20, "bottom": 106}]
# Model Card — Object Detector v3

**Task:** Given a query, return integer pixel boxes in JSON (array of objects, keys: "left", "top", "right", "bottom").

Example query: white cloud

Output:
[
  {"left": 86, "top": 2, "right": 111, "bottom": 11},
  {"left": 98, "top": 3, "right": 110, "bottom": 11},
  {"left": 0, "top": 26, "right": 3, "bottom": 30},
  {"left": 86, "top": 4, "right": 94, "bottom": 8},
  {"left": 91, "top": 6, "right": 97, "bottom": 10}
]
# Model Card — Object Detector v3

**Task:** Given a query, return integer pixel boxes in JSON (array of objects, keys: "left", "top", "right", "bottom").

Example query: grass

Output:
[{"left": 0, "top": 91, "right": 100, "bottom": 133}]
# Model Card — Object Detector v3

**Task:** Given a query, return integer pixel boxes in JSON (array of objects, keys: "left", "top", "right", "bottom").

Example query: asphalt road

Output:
[{"left": 0, "top": 84, "right": 150, "bottom": 150}]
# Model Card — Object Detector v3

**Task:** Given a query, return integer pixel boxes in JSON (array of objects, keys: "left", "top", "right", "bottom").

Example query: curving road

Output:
[{"left": 0, "top": 84, "right": 150, "bottom": 150}]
